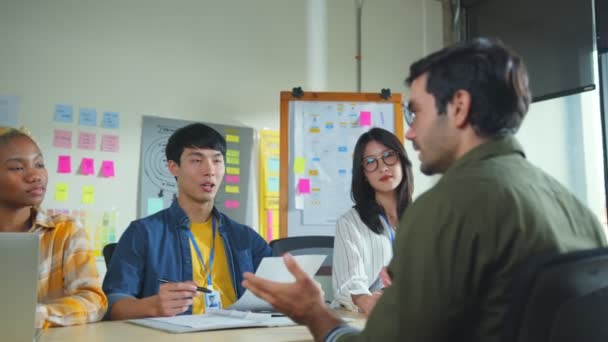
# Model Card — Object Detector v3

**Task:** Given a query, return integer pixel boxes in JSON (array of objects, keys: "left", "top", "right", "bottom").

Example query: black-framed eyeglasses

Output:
[
  {"left": 403, "top": 103, "right": 416, "bottom": 127},
  {"left": 362, "top": 150, "right": 399, "bottom": 172}
]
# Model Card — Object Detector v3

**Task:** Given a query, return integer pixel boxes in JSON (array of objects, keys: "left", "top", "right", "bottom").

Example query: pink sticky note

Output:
[
  {"left": 53, "top": 130, "right": 72, "bottom": 148},
  {"left": 297, "top": 178, "right": 311, "bottom": 194},
  {"left": 78, "top": 132, "right": 96, "bottom": 150},
  {"left": 266, "top": 210, "right": 273, "bottom": 241},
  {"left": 359, "top": 111, "right": 372, "bottom": 126},
  {"left": 225, "top": 175, "right": 240, "bottom": 184},
  {"left": 57, "top": 155, "right": 71, "bottom": 173},
  {"left": 101, "top": 134, "right": 119, "bottom": 152},
  {"left": 101, "top": 160, "right": 115, "bottom": 177},
  {"left": 225, "top": 200, "right": 240, "bottom": 209},
  {"left": 80, "top": 158, "right": 95, "bottom": 175}
]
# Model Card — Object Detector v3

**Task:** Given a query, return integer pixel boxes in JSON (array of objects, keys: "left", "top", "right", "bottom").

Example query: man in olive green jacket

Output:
[{"left": 242, "top": 38, "right": 608, "bottom": 342}]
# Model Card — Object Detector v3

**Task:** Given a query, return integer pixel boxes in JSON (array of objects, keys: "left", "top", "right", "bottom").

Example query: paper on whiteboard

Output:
[{"left": 228, "top": 255, "right": 326, "bottom": 311}]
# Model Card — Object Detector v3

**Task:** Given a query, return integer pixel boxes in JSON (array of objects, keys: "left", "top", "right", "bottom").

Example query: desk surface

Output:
[{"left": 40, "top": 311, "right": 365, "bottom": 342}]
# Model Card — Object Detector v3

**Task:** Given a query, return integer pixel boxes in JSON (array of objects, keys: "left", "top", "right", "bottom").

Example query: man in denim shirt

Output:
[{"left": 103, "top": 123, "right": 271, "bottom": 320}]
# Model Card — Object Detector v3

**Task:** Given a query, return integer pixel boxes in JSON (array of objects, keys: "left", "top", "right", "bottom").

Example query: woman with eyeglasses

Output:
[{"left": 332, "top": 127, "right": 414, "bottom": 314}]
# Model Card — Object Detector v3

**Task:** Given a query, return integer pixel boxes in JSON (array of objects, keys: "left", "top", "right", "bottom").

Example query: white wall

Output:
[{"left": 0, "top": 0, "right": 444, "bottom": 273}]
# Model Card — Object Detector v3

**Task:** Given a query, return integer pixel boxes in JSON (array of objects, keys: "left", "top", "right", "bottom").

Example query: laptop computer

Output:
[{"left": 0, "top": 233, "right": 40, "bottom": 341}]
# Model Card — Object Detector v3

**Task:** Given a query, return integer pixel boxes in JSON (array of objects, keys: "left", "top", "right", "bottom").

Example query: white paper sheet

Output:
[{"left": 228, "top": 255, "right": 327, "bottom": 311}]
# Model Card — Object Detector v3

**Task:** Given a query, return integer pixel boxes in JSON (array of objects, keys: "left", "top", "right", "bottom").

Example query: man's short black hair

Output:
[
  {"left": 165, "top": 123, "right": 226, "bottom": 165},
  {"left": 406, "top": 37, "right": 531, "bottom": 137}
]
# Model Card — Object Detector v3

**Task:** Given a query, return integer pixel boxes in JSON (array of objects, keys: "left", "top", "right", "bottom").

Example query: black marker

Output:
[{"left": 158, "top": 278, "right": 212, "bottom": 293}]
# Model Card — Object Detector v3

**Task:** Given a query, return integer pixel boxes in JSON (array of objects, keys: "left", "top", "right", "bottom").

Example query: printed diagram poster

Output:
[{"left": 292, "top": 101, "right": 395, "bottom": 225}]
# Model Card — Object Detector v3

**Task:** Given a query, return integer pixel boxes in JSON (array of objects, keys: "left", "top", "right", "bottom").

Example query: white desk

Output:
[{"left": 40, "top": 311, "right": 365, "bottom": 342}]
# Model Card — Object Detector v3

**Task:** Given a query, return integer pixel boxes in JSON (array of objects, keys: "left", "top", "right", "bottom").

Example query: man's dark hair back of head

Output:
[
  {"left": 165, "top": 123, "right": 226, "bottom": 165},
  {"left": 406, "top": 37, "right": 531, "bottom": 137}
]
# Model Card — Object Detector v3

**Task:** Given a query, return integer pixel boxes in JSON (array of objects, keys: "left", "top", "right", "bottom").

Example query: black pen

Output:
[{"left": 158, "top": 278, "right": 212, "bottom": 293}]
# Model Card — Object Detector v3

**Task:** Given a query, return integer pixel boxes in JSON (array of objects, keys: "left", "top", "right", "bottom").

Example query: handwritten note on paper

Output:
[
  {"left": 359, "top": 111, "right": 372, "bottom": 126},
  {"left": 81, "top": 186, "right": 95, "bottom": 204},
  {"left": 80, "top": 158, "right": 95, "bottom": 175},
  {"left": 101, "top": 111, "right": 119, "bottom": 129},
  {"left": 54, "top": 183, "right": 69, "bottom": 202},
  {"left": 225, "top": 185, "right": 240, "bottom": 194},
  {"left": 57, "top": 155, "right": 71, "bottom": 173},
  {"left": 53, "top": 129, "right": 72, "bottom": 148},
  {"left": 267, "top": 157, "right": 279, "bottom": 173},
  {"left": 297, "top": 178, "right": 311, "bottom": 194},
  {"left": 225, "top": 134, "right": 240, "bottom": 143},
  {"left": 226, "top": 167, "right": 240, "bottom": 175},
  {"left": 101, "top": 160, "right": 115, "bottom": 177},
  {"left": 225, "top": 200, "right": 240, "bottom": 209},
  {"left": 147, "top": 197, "right": 164, "bottom": 215},
  {"left": 267, "top": 176, "right": 279, "bottom": 193},
  {"left": 79, "top": 108, "right": 97, "bottom": 126},
  {"left": 54, "top": 104, "right": 74, "bottom": 123},
  {"left": 225, "top": 175, "right": 240, "bottom": 184},
  {"left": 78, "top": 132, "right": 96, "bottom": 150},
  {"left": 293, "top": 157, "right": 306, "bottom": 175},
  {"left": 101, "top": 134, "right": 119, "bottom": 152}
]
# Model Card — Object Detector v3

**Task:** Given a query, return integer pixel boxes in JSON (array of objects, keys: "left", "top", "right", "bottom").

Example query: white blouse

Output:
[{"left": 332, "top": 207, "right": 394, "bottom": 311}]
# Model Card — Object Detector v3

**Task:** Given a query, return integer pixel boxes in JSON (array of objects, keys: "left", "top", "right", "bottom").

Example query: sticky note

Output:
[
  {"left": 225, "top": 200, "right": 240, "bottom": 209},
  {"left": 101, "top": 111, "right": 120, "bottom": 129},
  {"left": 101, "top": 160, "right": 115, "bottom": 177},
  {"left": 266, "top": 210, "right": 273, "bottom": 240},
  {"left": 81, "top": 186, "right": 95, "bottom": 204},
  {"left": 226, "top": 167, "right": 240, "bottom": 175},
  {"left": 54, "top": 104, "right": 73, "bottom": 123},
  {"left": 227, "top": 149, "right": 240, "bottom": 157},
  {"left": 101, "top": 134, "right": 119, "bottom": 152},
  {"left": 360, "top": 111, "right": 372, "bottom": 126},
  {"left": 293, "top": 157, "right": 306, "bottom": 175},
  {"left": 147, "top": 197, "right": 164, "bottom": 215},
  {"left": 57, "top": 155, "right": 71, "bottom": 173},
  {"left": 226, "top": 134, "right": 240, "bottom": 143},
  {"left": 79, "top": 108, "right": 97, "bottom": 126},
  {"left": 53, "top": 129, "right": 72, "bottom": 148},
  {"left": 267, "top": 176, "right": 279, "bottom": 192},
  {"left": 267, "top": 157, "right": 280, "bottom": 172},
  {"left": 226, "top": 157, "right": 239, "bottom": 165},
  {"left": 54, "top": 183, "right": 68, "bottom": 201},
  {"left": 78, "top": 132, "right": 96, "bottom": 150},
  {"left": 225, "top": 175, "right": 240, "bottom": 184},
  {"left": 309, "top": 169, "right": 318, "bottom": 176},
  {"left": 80, "top": 158, "right": 95, "bottom": 175},
  {"left": 225, "top": 185, "right": 240, "bottom": 194},
  {"left": 297, "top": 178, "right": 311, "bottom": 194}
]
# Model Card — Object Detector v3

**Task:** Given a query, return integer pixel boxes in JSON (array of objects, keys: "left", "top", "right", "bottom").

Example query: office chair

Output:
[
  {"left": 102, "top": 243, "right": 117, "bottom": 268},
  {"left": 269, "top": 236, "right": 335, "bottom": 302},
  {"left": 502, "top": 247, "right": 608, "bottom": 342}
]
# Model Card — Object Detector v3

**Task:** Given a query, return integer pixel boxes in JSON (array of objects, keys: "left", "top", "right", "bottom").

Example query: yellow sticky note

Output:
[
  {"left": 309, "top": 169, "right": 318, "bottom": 176},
  {"left": 82, "top": 185, "right": 95, "bottom": 204},
  {"left": 226, "top": 134, "right": 240, "bottom": 143},
  {"left": 54, "top": 182, "right": 69, "bottom": 202},
  {"left": 226, "top": 156, "right": 240, "bottom": 165},
  {"left": 226, "top": 167, "right": 240, "bottom": 175},
  {"left": 227, "top": 149, "right": 240, "bottom": 158},
  {"left": 225, "top": 185, "right": 240, "bottom": 194},
  {"left": 293, "top": 157, "right": 306, "bottom": 175}
]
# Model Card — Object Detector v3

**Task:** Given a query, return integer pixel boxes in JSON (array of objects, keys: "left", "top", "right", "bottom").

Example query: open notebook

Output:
[{"left": 129, "top": 255, "right": 326, "bottom": 333}]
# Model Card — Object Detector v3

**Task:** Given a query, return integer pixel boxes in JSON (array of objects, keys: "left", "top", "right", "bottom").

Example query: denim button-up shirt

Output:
[{"left": 102, "top": 200, "right": 271, "bottom": 316}]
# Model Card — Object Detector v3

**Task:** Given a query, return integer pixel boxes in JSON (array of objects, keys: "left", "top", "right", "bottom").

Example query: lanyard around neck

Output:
[
  {"left": 186, "top": 218, "right": 217, "bottom": 286},
  {"left": 380, "top": 213, "right": 395, "bottom": 246}
]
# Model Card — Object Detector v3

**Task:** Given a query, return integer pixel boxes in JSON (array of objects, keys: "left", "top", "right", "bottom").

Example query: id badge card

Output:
[{"left": 204, "top": 288, "right": 222, "bottom": 310}]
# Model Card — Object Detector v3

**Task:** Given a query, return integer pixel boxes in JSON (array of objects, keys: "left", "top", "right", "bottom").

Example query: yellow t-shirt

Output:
[{"left": 189, "top": 218, "right": 237, "bottom": 314}]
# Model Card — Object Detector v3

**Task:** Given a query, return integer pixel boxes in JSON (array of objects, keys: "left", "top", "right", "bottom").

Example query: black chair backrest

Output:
[
  {"left": 102, "top": 243, "right": 117, "bottom": 269},
  {"left": 269, "top": 236, "right": 334, "bottom": 275},
  {"left": 502, "top": 247, "right": 608, "bottom": 342}
]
